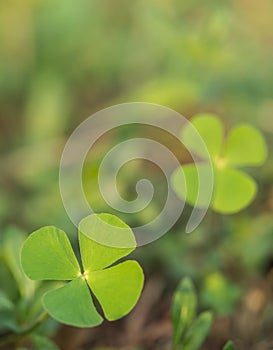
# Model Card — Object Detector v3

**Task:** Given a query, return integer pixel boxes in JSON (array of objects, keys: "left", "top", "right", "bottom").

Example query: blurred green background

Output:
[{"left": 0, "top": 0, "right": 273, "bottom": 348}]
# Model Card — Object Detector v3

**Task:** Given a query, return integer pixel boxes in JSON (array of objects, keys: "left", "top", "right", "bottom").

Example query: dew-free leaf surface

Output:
[
  {"left": 21, "top": 226, "right": 80, "bottom": 281},
  {"left": 43, "top": 277, "right": 103, "bottom": 327},
  {"left": 21, "top": 214, "right": 144, "bottom": 327},
  {"left": 172, "top": 115, "right": 267, "bottom": 214}
]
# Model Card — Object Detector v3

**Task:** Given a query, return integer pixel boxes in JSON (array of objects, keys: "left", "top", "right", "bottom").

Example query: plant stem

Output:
[
  {"left": 21, "top": 311, "right": 49, "bottom": 336},
  {"left": 0, "top": 311, "right": 49, "bottom": 348}
]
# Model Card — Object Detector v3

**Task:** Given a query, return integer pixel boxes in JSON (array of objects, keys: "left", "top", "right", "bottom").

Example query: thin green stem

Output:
[
  {"left": 21, "top": 311, "right": 49, "bottom": 336},
  {"left": 0, "top": 311, "right": 49, "bottom": 348}
]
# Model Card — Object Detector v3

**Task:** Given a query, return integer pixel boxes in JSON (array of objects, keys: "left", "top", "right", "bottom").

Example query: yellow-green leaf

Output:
[
  {"left": 172, "top": 163, "right": 213, "bottom": 208},
  {"left": 43, "top": 277, "right": 103, "bottom": 327},
  {"left": 224, "top": 125, "right": 267, "bottom": 167},
  {"left": 21, "top": 226, "right": 80, "bottom": 280},
  {"left": 212, "top": 167, "right": 257, "bottom": 213},
  {"left": 182, "top": 114, "right": 223, "bottom": 159},
  {"left": 87, "top": 260, "right": 144, "bottom": 321},
  {"left": 79, "top": 213, "right": 136, "bottom": 272}
]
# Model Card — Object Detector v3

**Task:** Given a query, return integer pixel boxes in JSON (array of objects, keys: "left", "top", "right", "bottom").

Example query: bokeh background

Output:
[{"left": 0, "top": 0, "right": 273, "bottom": 349}]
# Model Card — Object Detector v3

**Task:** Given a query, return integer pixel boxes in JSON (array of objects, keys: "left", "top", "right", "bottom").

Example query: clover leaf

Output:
[
  {"left": 21, "top": 213, "right": 144, "bottom": 327},
  {"left": 172, "top": 114, "right": 267, "bottom": 213}
]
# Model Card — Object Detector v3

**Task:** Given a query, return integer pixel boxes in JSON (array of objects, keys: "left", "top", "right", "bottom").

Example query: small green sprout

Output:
[
  {"left": 172, "top": 278, "right": 197, "bottom": 346},
  {"left": 223, "top": 340, "right": 235, "bottom": 350},
  {"left": 172, "top": 114, "right": 267, "bottom": 213},
  {"left": 21, "top": 213, "right": 144, "bottom": 328},
  {"left": 172, "top": 277, "right": 213, "bottom": 350}
]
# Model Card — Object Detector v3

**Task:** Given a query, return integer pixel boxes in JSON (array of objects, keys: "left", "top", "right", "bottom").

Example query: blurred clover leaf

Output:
[
  {"left": 21, "top": 213, "right": 144, "bottom": 328},
  {"left": 201, "top": 272, "right": 241, "bottom": 315},
  {"left": 172, "top": 113, "right": 267, "bottom": 213}
]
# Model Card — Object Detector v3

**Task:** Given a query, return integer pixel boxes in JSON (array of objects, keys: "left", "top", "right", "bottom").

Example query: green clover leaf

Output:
[
  {"left": 21, "top": 214, "right": 144, "bottom": 327},
  {"left": 172, "top": 114, "right": 267, "bottom": 213}
]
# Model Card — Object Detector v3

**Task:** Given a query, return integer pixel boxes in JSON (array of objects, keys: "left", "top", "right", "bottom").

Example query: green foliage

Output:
[
  {"left": 0, "top": 0, "right": 272, "bottom": 348},
  {"left": 0, "top": 228, "right": 33, "bottom": 333},
  {"left": 222, "top": 340, "right": 235, "bottom": 350},
  {"left": 88, "top": 261, "right": 144, "bottom": 321},
  {"left": 226, "top": 214, "right": 273, "bottom": 272},
  {"left": 21, "top": 226, "right": 80, "bottom": 281},
  {"left": 0, "top": 227, "right": 60, "bottom": 348},
  {"left": 182, "top": 312, "right": 213, "bottom": 350},
  {"left": 31, "top": 334, "right": 60, "bottom": 350},
  {"left": 1, "top": 227, "right": 36, "bottom": 299},
  {"left": 21, "top": 213, "right": 144, "bottom": 327},
  {"left": 0, "top": 1, "right": 272, "bottom": 347},
  {"left": 172, "top": 114, "right": 267, "bottom": 213},
  {"left": 43, "top": 277, "right": 102, "bottom": 327},
  {"left": 201, "top": 272, "right": 241, "bottom": 315},
  {"left": 171, "top": 277, "right": 236, "bottom": 350},
  {"left": 172, "top": 277, "right": 213, "bottom": 350},
  {"left": 172, "top": 278, "right": 197, "bottom": 346}
]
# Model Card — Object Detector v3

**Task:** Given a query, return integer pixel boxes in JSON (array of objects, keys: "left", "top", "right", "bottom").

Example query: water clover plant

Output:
[
  {"left": 21, "top": 213, "right": 144, "bottom": 327},
  {"left": 172, "top": 114, "right": 267, "bottom": 213}
]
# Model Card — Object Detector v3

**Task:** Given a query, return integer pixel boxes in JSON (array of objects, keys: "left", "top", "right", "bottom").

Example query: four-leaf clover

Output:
[
  {"left": 172, "top": 114, "right": 267, "bottom": 213},
  {"left": 21, "top": 213, "right": 144, "bottom": 327}
]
